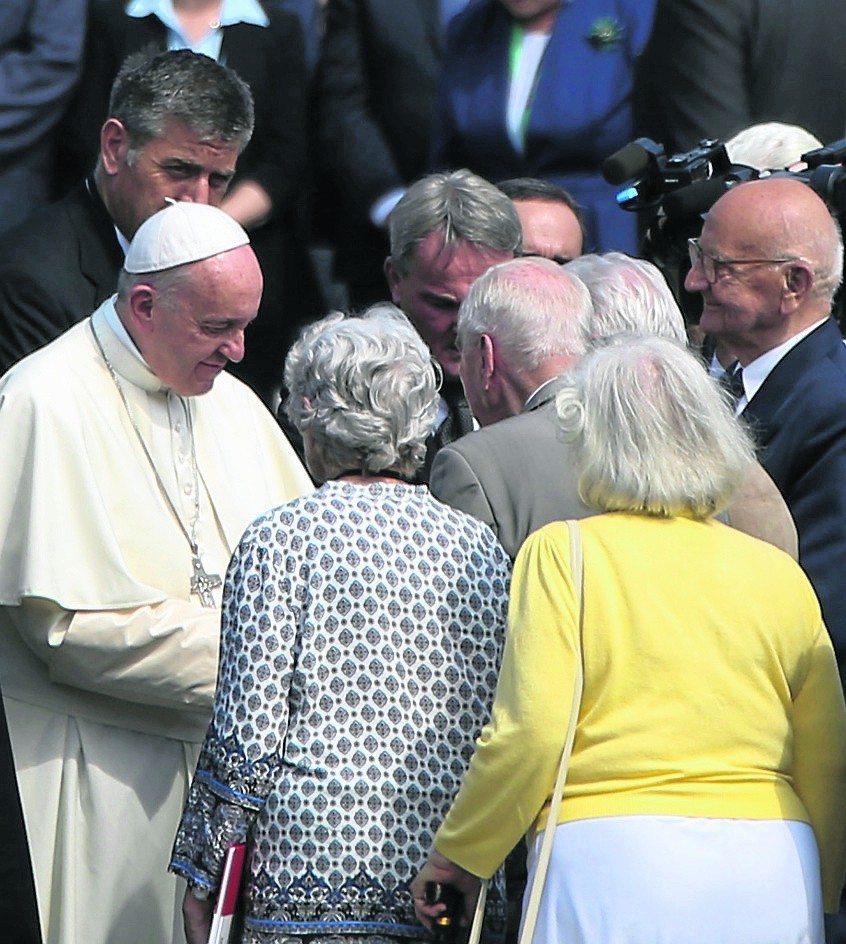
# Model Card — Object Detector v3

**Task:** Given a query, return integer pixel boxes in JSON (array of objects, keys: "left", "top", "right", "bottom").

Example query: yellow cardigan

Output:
[{"left": 436, "top": 513, "right": 846, "bottom": 910}]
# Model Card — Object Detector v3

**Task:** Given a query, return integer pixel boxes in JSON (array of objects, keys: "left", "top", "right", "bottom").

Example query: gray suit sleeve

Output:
[{"left": 429, "top": 446, "right": 497, "bottom": 532}]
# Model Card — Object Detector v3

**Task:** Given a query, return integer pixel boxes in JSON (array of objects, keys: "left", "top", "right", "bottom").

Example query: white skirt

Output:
[{"left": 521, "top": 815, "right": 823, "bottom": 944}]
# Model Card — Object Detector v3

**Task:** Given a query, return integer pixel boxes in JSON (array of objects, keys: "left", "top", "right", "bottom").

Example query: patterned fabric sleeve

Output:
[{"left": 170, "top": 515, "right": 297, "bottom": 893}]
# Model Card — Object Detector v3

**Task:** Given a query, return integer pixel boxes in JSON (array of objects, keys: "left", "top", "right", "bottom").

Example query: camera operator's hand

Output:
[{"left": 411, "top": 848, "right": 482, "bottom": 929}]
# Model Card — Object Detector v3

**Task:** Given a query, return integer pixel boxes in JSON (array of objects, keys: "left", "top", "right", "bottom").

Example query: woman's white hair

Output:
[
  {"left": 565, "top": 252, "right": 688, "bottom": 345},
  {"left": 284, "top": 304, "right": 439, "bottom": 478},
  {"left": 556, "top": 335, "right": 756, "bottom": 519}
]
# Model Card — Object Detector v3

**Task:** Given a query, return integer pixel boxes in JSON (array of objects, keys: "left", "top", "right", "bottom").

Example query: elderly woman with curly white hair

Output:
[
  {"left": 170, "top": 305, "right": 511, "bottom": 944},
  {"left": 413, "top": 335, "right": 846, "bottom": 944}
]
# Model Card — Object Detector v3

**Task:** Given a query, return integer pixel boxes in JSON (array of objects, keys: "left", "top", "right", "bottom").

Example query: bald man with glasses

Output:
[{"left": 685, "top": 178, "right": 846, "bottom": 701}]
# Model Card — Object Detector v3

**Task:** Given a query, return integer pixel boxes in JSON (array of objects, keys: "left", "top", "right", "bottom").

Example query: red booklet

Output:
[{"left": 207, "top": 843, "right": 246, "bottom": 944}]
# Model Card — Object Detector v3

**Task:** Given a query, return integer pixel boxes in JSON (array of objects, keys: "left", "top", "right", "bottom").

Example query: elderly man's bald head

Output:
[
  {"left": 712, "top": 179, "right": 840, "bottom": 294},
  {"left": 684, "top": 177, "right": 843, "bottom": 363}
]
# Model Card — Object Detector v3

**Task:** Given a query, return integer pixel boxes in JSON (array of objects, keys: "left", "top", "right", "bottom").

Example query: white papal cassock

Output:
[{"left": 0, "top": 298, "right": 313, "bottom": 944}]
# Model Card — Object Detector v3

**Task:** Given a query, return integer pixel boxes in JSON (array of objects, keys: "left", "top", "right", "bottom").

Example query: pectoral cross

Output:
[{"left": 191, "top": 554, "right": 222, "bottom": 608}]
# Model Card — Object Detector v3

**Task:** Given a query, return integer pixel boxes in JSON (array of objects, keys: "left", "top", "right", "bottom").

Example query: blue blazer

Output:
[
  {"left": 431, "top": 0, "right": 656, "bottom": 253},
  {"left": 742, "top": 318, "right": 846, "bottom": 681}
]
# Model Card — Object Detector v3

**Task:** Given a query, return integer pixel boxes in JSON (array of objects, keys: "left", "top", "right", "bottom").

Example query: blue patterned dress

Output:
[{"left": 170, "top": 481, "right": 511, "bottom": 943}]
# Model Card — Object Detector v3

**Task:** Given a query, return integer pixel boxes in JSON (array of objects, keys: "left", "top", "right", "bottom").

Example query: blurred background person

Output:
[
  {"left": 57, "top": 0, "right": 317, "bottom": 404},
  {"left": 498, "top": 176, "right": 585, "bottom": 264},
  {"left": 414, "top": 335, "right": 846, "bottom": 944},
  {"left": 637, "top": 0, "right": 846, "bottom": 154},
  {"left": 171, "top": 306, "right": 511, "bottom": 943},
  {"left": 0, "top": 0, "right": 86, "bottom": 234},
  {"left": 315, "top": 0, "right": 471, "bottom": 308},
  {"left": 431, "top": 0, "right": 656, "bottom": 254}
]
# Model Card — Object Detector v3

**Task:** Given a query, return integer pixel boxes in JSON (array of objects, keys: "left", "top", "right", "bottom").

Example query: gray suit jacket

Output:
[{"left": 430, "top": 380, "right": 798, "bottom": 561}]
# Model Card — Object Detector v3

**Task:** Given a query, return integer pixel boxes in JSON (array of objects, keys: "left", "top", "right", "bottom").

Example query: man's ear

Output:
[
  {"left": 785, "top": 263, "right": 813, "bottom": 297},
  {"left": 480, "top": 334, "right": 496, "bottom": 387},
  {"left": 780, "top": 262, "right": 814, "bottom": 315},
  {"left": 384, "top": 256, "right": 402, "bottom": 305},
  {"left": 126, "top": 283, "right": 157, "bottom": 333},
  {"left": 100, "top": 118, "right": 131, "bottom": 176}
]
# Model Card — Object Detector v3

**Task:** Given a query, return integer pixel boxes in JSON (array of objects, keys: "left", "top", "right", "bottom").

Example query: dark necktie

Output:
[
  {"left": 721, "top": 362, "right": 744, "bottom": 407},
  {"left": 435, "top": 391, "right": 475, "bottom": 449}
]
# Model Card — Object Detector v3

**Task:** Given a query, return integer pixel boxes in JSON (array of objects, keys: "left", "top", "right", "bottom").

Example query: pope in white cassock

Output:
[{"left": 0, "top": 202, "right": 313, "bottom": 944}]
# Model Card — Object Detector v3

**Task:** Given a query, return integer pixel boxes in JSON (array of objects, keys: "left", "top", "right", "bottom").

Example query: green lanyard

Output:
[{"left": 508, "top": 23, "right": 540, "bottom": 147}]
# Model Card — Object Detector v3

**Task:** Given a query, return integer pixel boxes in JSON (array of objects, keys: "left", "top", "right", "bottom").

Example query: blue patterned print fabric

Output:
[{"left": 171, "top": 481, "right": 511, "bottom": 942}]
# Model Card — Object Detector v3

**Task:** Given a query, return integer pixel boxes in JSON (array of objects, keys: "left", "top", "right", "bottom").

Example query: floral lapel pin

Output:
[{"left": 587, "top": 16, "right": 625, "bottom": 50}]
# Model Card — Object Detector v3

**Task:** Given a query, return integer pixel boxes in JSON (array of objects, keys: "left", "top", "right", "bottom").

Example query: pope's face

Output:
[
  {"left": 386, "top": 232, "right": 513, "bottom": 380},
  {"left": 134, "top": 245, "right": 262, "bottom": 396},
  {"left": 101, "top": 117, "right": 239, "bottom": 240}
]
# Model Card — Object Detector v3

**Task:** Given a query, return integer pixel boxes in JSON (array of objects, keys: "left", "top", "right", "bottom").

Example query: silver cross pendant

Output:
[{"left": 191, "top": 554, "right": 223, "bottom": 608}]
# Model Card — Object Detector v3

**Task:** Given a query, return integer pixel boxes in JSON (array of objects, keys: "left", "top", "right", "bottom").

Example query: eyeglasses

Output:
[{"left": 687, "top": 238, "right": 797, "bottom": 284}]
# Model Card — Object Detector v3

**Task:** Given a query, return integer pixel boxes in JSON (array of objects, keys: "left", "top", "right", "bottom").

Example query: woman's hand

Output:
[
  {"left": 182, "top": 886, "right": 214, "bottom": 944},
  {"left": 411, "top": 848, "right": 482, "bottom": 929}
]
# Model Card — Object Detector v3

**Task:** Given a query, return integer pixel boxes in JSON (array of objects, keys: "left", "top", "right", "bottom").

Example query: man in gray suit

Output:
[
  {"left": 430, "top": 252, "right": 797, "bottom": 560},
  {"left": 430, "top": 256, "right": 592, "bottom": 558}
]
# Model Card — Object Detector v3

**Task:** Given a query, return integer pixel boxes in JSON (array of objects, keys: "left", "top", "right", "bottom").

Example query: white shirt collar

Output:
[
  {"left": 738, "top": 317, "right": 828, "bottom": 411},
  {"left": 523, "top": 375, "right": 561, "bottom": 412}
]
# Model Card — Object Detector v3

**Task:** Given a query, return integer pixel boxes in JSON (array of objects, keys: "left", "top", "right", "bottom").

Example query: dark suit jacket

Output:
[
  {"left": 742, "top": 318, "right": 846, "bottom": 679},
  {"left": 55, "top": 2, "right": 316, "bottom": 402},
  {"left": 315, "top": 0, "right": 442, "bottom": 298},
  {"left": 431, "top": 377, "right": 798, "bottom": 562},
  {"left": 0, "top": 0, "right": 85, "bottom": 235},
  {"left": 0, "top": 691, "right": 41, "bottom": 944},
  {"left": 59, "top": 2, "right": 307, "bottom": 216},
  {"left": 432, "top": 0, "right": 656, "bottom": 253},
  {"left": 637, "top": 0, "right": 846, "bottom": 153},
  {"left": 0, "top": 179, "right": 122, "bottom": 375}
]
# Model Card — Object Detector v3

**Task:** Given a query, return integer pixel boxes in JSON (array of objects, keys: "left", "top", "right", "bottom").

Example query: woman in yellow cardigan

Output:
[{"left": 413, "top": 335, "right": 846, "bottom": 944}]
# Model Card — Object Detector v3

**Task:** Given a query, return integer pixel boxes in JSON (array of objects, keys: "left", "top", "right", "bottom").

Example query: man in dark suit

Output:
[
  {"left": 432, "top": 251, "right": 798, "bottom": 560},
  {"left": 316, "top": 0, "right": 462, "bottom": 307},
  {"left": 684, "top": 176, "right": 846, "bottom": 938},
  {"left": 637, "top": 0, "right": 846, "bottom": 153},
  {"left": 0, "top": 49, "right": 253, "bottom": 376},
  {"left": 685, "top": 178, "right": 846, "bottom": 663}
]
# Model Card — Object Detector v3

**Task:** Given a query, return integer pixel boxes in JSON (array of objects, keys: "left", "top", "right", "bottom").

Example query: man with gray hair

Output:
[
  {"left": 0, "top": 203, "right": 311, "bottom": 944},
  {"left": 431, "top": 251, "right": 797, "bottom": 560},
  {"left": 384, "top": 168, "right": 522, "bottom": 475},
  {"left": 0, "top": 48, "right": 254, "bottom": 376}
]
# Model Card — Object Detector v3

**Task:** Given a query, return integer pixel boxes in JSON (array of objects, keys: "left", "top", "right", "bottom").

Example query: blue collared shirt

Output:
[{"left": 126, "top": 0, "right": 268, "bottom": 58}]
